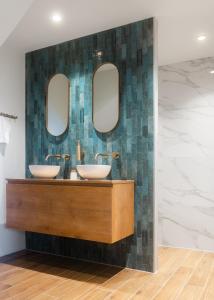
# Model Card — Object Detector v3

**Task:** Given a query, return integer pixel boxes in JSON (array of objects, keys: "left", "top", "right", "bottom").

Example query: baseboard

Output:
[{"left": 159, "top": 244, "right": 214, "bottom": 254}]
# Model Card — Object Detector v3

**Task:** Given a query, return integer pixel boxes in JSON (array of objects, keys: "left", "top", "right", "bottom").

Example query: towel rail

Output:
[{"left": 0, "top": 113, "right": 18, "bottom": 120}]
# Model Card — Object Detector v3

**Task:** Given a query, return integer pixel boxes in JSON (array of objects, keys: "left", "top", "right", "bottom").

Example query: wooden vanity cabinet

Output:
[{"left": 6, "top": 179, "right": 134, "bottom": 244}]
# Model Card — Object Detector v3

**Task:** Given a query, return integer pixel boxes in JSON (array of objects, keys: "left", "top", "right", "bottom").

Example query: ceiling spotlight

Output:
[
  {"left": 51, "top": 13, "right": 62, "bottom": 23},
  {"left": 197, "top": 35, "right": 207, "bottom": 41},
  {"left": 209, "top": 70, "right": 214, "bottom": 74}
]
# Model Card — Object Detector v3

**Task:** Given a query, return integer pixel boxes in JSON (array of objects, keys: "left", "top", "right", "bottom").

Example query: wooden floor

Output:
[{"left": 0, "top": 247, "right": 213, "bottom": 300}]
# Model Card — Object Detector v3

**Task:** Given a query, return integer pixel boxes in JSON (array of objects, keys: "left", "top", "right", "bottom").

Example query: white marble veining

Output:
[{"left": 158, "top": 57, "right": 214, "bottom": 251}]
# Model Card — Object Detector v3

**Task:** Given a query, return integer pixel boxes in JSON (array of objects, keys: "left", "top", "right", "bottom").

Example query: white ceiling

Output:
[
  {"left": 0, "top": 0, "right": 34, "bottom": 47},
  {"left": 4, "top": 0, "right": 214, "bottom": 65}
]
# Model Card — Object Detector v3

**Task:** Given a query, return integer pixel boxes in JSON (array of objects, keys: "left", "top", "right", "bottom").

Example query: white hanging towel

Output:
[{"left": 0, "top": 116, "right": 11, "bottom": 144}]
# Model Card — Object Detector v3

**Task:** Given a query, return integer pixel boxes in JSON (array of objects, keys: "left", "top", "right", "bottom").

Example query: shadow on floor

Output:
[{"left": 0, "top": 250, "right": 123, "bottom": 285}]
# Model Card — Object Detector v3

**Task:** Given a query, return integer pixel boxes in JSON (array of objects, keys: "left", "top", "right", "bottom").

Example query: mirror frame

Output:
[
  {"left": 45, "top": 73, "right": 70, "bottom": 137},
  {"left": 92, "top": 62, "right": 120, "bottom": 133}
]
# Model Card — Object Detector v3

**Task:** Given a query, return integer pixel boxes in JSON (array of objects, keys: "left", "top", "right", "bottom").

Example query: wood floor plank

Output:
[
  {"left": 109, "top": 249, "right": 192, "bottom": 300},
  {"left": 31, "top": 294, "right": 57, "bottom": 300},
  {"left": 153, "top": 266, "right": 193, "bottom": 300},
  {"left": 158, "top": 247, "right": 174, "bottom": 266},
  {"left": 188, "top": 255, "right": 213, "bottom": 286},
  {"left": 10, "top": 276, "right": 62, "bottom": 300},
  {"left": 152, "top": 250, "right": 205, "bottom": 300},
  {"left": 0, "top": 254, "right": 55, "bottom": 280},
  {"left": 176, "top": 254, "right": 214, "bottom": 300},
  {"left": 75, "top": 267, "right": 128, "bottom": 300},
  {"left": 44, "top": 273, "right": 95, "bottom": 297},
  {"left": 61, "top": 267, "right": 133, "bottom": 300},
  {"left": 101, "top": 271, "right": 150, "bottom": 299},
  {"left": 131, "top": 248, "right": 191, "bottom": 299},
  {"left": 55, "top": 266, "right": 121, "bottom": 300},
  {"left": 45, "top": 272, "right": 92, "bottom": 298},
  {"left": 0, "top": 262, "right": 23, "bottom": 275},
  {"left": 0, "top": 262, "right": 71, "bottom": 299},
  {"left": 46, "top": 263, "right": 110, "bottom": 298},
  {"left": 0, "top": 282, "right": 11, "bottom": 292},
  {"left": 59, "top": 280, "right": 100, "bottom": 299},
  {"left": 200, "top": 268, "right": 214, "bottom": 300},
  {"left": 80, "top": 288, "right": 113, "bottom": 300},
  {"left": 0, "top": 247, "right": 212, "bottom": 300},
  {"left": 1, "top": 263, "right": 70, "bottom": 286},
  {"left": 177, "top": 285, "right": 205, "bottom": 300},
  {"left": 0, "top": 272, "right": 62, "bottom": 299},
  {"left": 182, "top": 250, "right": 205, "bottom": 268},
  {"left": 101, "top": 268, "right": 138, "bottom": 290}
]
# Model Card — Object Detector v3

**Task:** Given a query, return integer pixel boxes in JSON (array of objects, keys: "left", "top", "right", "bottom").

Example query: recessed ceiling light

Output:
[
  {"left": 209, "top": 70, "right": 214, "bottom": 74},
  {"left": 51, "top": 13, "right": 62, "bottom": 23},
  {"left": 197, "top": 35, "right": 207, "bottom": 41}
]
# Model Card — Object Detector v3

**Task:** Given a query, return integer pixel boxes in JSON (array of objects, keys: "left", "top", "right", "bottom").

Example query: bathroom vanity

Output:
[{"left": 6, "top": 179, "right": 134, "bottom": 244}]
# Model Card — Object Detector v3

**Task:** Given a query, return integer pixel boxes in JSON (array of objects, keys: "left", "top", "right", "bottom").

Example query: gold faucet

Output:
[
  {"left": 95, "top": 152, "right": 120, "bottom": 160},
  {"left": 45, "top": 154, "right": 71, "bottom": 161}
]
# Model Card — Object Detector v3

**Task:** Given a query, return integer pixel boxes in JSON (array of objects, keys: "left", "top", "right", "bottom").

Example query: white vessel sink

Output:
[
  {"left": 76, "top": 165, "right": 111, "bottom": 179},
  {"left": 29, "top": 165, "right": 60, "bottom": 179}
]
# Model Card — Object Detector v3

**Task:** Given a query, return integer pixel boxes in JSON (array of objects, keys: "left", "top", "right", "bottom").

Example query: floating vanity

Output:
[{"left": 6, "top": 179, "right": 134, "bottom": 244}]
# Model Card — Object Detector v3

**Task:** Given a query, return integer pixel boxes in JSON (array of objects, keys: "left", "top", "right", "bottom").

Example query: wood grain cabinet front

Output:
[{"left": 6, "top": 179, "right": 134, "bottom": 244}]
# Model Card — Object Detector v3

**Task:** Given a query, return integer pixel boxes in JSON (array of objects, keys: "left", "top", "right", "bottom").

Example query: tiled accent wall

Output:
[{"left": 26, "top": 18, "right": 155, "bottom": 272}]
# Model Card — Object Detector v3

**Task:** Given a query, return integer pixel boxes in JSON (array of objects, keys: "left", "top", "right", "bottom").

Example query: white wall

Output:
[
  {"left": 0, "top": 0, "right": 34, "bottom": 47},
  {"left": 0, "top": 41, "right": 25, "bottom": 256},
  {"left": 158, "top": 57, "right": 214, "bottom": 252}
]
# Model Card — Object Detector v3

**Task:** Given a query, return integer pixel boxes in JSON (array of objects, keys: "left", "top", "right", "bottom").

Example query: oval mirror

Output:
[
  {"left": 46, "top": 74, "right": 70, "bottom": 136},
  {"left": 93, "top": 63, "right": 119, "bottom": 133}
]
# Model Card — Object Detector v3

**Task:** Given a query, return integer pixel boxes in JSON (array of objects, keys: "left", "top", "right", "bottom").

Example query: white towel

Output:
[{"left": 0, "top": 116, "right": 11, "bottom": 144}]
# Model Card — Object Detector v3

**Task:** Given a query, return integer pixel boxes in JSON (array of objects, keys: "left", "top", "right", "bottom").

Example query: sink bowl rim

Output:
[
  {"left": 76, "top": 164, "right": 111, "bottom": 180},
  {"left": 29, "top": 164, "right": 60, "bottom": 168},
  {"left": 76, "top": 164, "right": 111, "bottom": 167},
  {"left": 29, "top": 165, "right": 60, "bottom": 179}
]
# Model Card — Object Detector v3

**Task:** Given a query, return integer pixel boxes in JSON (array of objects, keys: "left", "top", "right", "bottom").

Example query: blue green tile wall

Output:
[{"left": 25, "top": 18, "right": 155, "bottom": 272}]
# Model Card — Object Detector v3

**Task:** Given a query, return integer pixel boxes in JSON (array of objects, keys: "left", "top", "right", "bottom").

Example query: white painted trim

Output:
[{"left": 159, "top": 244, "right": 214, "bottom": 254}]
